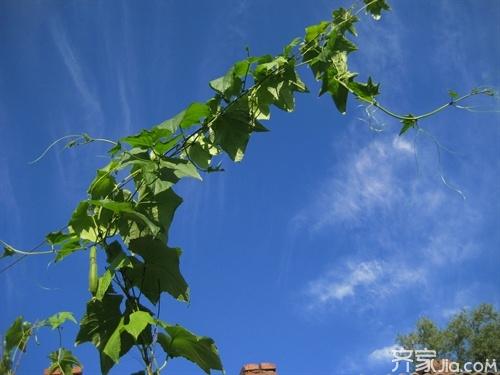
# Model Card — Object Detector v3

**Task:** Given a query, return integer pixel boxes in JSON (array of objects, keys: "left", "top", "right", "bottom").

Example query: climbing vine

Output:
[{"left": 0, "top": 1, "right": 495, "bottom": 374}]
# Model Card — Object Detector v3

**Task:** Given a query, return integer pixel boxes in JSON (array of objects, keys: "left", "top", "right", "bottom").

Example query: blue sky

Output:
[{"left": 1, "top": 1, "right": 499, "bottom": 374}]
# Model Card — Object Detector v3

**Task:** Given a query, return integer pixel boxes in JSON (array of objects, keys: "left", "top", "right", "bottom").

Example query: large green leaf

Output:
[
  {"left": 76, "top": 292, "right": 134, "bottom": 374},
  {"left": 157, "top": 323, "right": 223, "bottom": 374},
  {"left": 101, "top": 311, "right": 154, "bottom": 364},
  {"left": 211, "top": 100, "right": 255, "bottom": 161},
  {"left": 124, "top": 236, "right": 189, "bottom": 303}
]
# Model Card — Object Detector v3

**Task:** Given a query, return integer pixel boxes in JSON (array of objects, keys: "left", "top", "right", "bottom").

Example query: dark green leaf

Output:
[
  {"left": 1, "top": 245, "right": 14, "bottom": 258},
  {"left": 89, "top": 199, "right": 160, "bottom": 236},
  {"left": 125, "top": 236, "right": 189, "bottom": 303},
  {"left": 76, "top": 292, "right": 133, "bottom": 374},
  {"left": 347, "top": 76, "right": 380, "bottom": 102},
  {"left": 96, "top": 250, "right": 131, "bottom": 301},
  {"left": 88, "top": 170, "right": 117, "bottom": 200},
  {"left": 157, "top": 323, "right": 223, "bottom": 374},
  {"left": 212, "top": 100, "right": 255, "bottom": 162},
  {"left": 108, "top": 142, "right": 122, "bottom": 156},
  {"left": 332, "top": 8, "right": 358, "bottom": 36},
  {"left": 399, "top": 116, "right": 417, "bottom": 135},
  {"left": 364, "top": 0, "right": 390, "bottom": 20},
  {"left": 4, "top": 317, "right": 32, "bottom": 353}
]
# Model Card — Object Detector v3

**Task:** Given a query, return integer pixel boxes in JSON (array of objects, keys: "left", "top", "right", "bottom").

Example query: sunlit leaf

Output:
[{"left": 44, "top": 312, "right": 77, "bottom": 330}]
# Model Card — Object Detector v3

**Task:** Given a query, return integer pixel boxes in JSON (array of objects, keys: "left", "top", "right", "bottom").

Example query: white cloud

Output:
[
  {"left": 308, "top": 261, "right": 383, "bottom": 303},
  {"left": 301, "top": 137, "right": 412, "bottom": 229},
  {"left": 369, "top": 344, "right": 402, "bottom": 363},
  {"left": 50, "top": 20, "right": 102, "bottom": 120},
  {"left": 305, "top": 259, "right": 426, "bottom": 310},
  {"left": 297, "top": 133, "right": 485, "bottom": 313}
]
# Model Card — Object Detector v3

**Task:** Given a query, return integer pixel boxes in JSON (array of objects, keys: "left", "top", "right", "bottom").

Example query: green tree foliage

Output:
[
  {"left": 397, "top": 304, "right": 500, "bottom": 363},
  {"left": 0, "top": 0, "right": 495, "bottom": 373}
]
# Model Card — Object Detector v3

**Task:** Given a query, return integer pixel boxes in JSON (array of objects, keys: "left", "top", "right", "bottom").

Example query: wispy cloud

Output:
[
  {"left": 0, "top": 158, "right": 21, "bottom": 236},
  {"left": 305, "top": 258, "right": 425, "bottom": 312},
  {"left": 297, "top": 131, "right": 486, "bottom": 313},
  {"left": 50, "top": 19, "right": 102, "bottom": 123},
  {"left": 297, "top": 136, "right": 413, "bottom": 230}
]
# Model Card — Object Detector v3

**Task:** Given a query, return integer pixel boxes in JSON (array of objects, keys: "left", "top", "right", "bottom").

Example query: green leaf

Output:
[
  {"left": 448, "top": 90, "right": 459, "bottom": 100},
  {"left": 46, "top": 231, "right": 69, "bottom": 245},
  {"left": 332, "top": 8, "right": 358, "bottom": 36},
  {"left": 209, "top": 66, "right": 243, "bottom": 101},
  {"left": 47, "top": 348, "right": 81, "bottom": 375},
  {"left": 364, "top": 0, "right": 390, "bottom": 20},
  {"left": 101, "top": 311, "right": 153, "bottom": 365},
  {"left": 119, "top": 188, "right": 183, "bottom": 244},
  {"left": 347, "top": 76, "right": 380, "bottom": 102},
  {"left": 108, "top": 142, "right": 122, "bottom": 156},
  {"left": 157, "top": 102, "right": 211, "bottom": 133},
  {"left": 212, "top": 99, "right": 255, "bottom": 162},
  {"left": 121, "top": 128, "right": 172, "bottom": 149},
  {"left": 140, "top": 188, "right": 182, "bottom": 239},
  {"left": 96, "top": 249, "right": 131, "bottom": 301},
  {"left": 88, "top": 170, "right": 117, "bottom": 200},
  {"left": 4, "top": 317, "right": 32, "bottom": 353},
  {"left": 1, "top": 245, "right": 15, "bottom": 258},
  {"left": 44, "top": 312, "right": 77, "bottom": 330},
  {"left": 283, "top": 37, "right": 302, "bottom": 57},
  {"left": 157, "top": 323, "right": 223, "bottom": 374},
  {"left": 76, "top": 292, "right": 134, "bottom": 374},
  {"left": 122, "top": 311, "right": 154, "bottom": 340},
  {"left": 399, "top": 115, "right": 417, "bottom": 135},
  {"left": 54, "top": 237, "right": 85, "bottom": 262},
  {"left": 330, "top": 81, "right": 349, "bottom": 114},
  {"left": 68, "top": 201, "right": 100, "bottom": 242},
  {"left": 304, "top": 21, "right": 330, "bottom": 43},
  {"left": 89, "top": 199, "right": 160, "bottom": 236},
  {"left": 187, "top": 141, "right": 212, "bottom": 170},
  {"left": 124, "top": 236, "right": 189, "bottom": 303}
]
